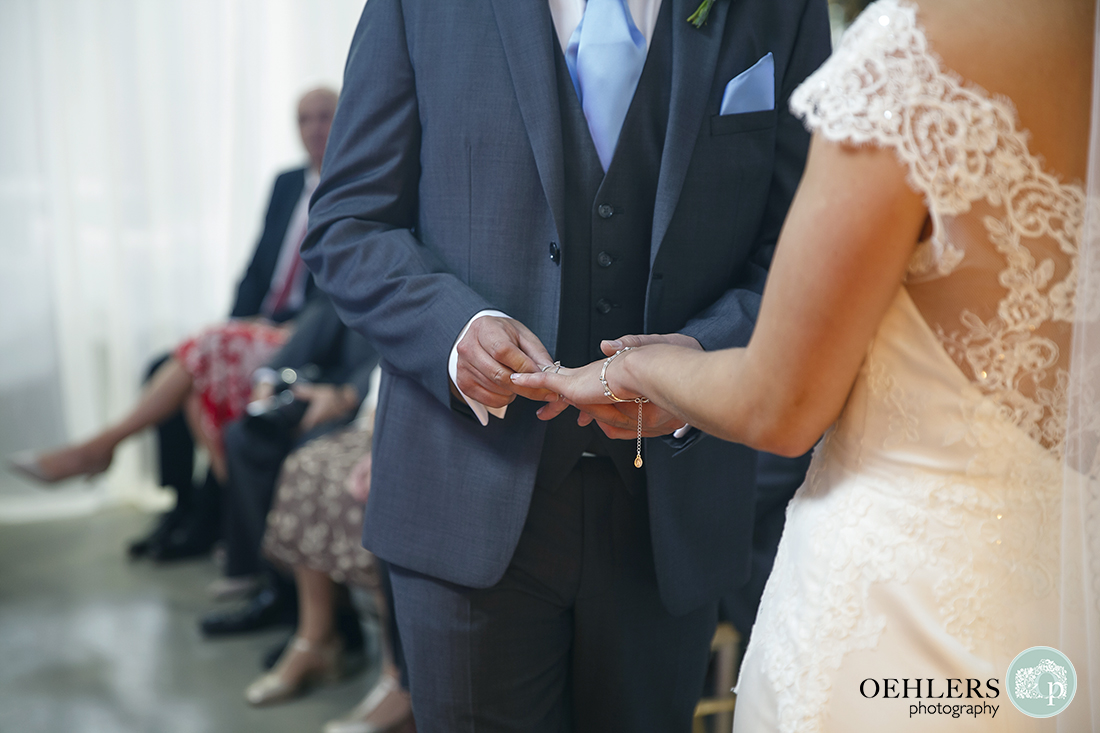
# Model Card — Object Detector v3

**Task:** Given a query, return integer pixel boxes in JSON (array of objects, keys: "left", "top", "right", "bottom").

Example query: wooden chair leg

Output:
[{"left": 693, "top": 622, "right": 742, "bottom": 732}]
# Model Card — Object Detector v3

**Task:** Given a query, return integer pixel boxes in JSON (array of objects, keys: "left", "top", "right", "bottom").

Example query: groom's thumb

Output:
[
  {"left": 600, "top": 334, "right": 649, "bottom": 355},
  {"left": 601, "top": 333, "right": 703, "bottom": 356}
]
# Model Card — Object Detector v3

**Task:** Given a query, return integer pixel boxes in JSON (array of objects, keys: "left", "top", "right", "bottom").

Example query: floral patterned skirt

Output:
[
  {"left": 174, "top": 320, "right": 289, "bottom": 448},
  {"left": 262, "top": 423, "right": 377, "bottom": 589}
]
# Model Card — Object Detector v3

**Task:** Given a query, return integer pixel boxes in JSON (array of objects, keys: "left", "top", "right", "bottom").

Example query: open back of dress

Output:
[{"left": 794, "top": 0, "right": 1084, "bottom": 455}]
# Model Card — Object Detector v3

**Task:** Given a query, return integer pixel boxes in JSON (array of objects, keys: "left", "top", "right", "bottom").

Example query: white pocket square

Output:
[{"left": 720, "top": 52, "right": 774, "bottom": 115}]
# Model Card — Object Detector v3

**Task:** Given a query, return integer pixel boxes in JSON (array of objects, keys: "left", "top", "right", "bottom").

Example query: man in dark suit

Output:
[
  {"left": 229, "top": 88, "right": 337, "bottom": 322},
  {"left": 132, "top": 88, "right": 338, "bottom": 562},
  {"left": 303, "top": 1, "right": 830, "bottom": 730}
]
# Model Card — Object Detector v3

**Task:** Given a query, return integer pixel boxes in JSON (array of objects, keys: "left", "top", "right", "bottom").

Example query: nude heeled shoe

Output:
[
  {"left": 323, "top": 673, "right": 412, "bottom": 733},
  {"left": 6, "top": 444, "right": 113, "bottom": 485},
  {"left": 6, "top": 452, "right": 53, "bottom": 483},
  {"left": 244, "top": 635, "right": 344, "bottom": 706}
]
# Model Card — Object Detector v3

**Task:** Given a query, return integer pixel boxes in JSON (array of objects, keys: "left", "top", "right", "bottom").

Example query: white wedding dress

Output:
[{"left": 732, "top": 2, "right": 1085, "bottom": 731}]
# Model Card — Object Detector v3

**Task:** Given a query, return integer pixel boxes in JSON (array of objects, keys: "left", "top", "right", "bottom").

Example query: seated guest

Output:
[
  {"left": 246, "top": 421, "right": 414, "bottom": 733},
  {"left": 230, "top": 87, "right": 335, "bottom": 324},
  {"left": 131, "top": 86, "right": 339, "bottom": 562},
  {"left": 8, "top": 319, "right": 290, "bottom": 485},
  {"left": 200, "top": 296, "right": 379, "bottom": 637}
]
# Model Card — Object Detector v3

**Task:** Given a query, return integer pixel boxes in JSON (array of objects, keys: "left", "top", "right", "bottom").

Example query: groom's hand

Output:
[
  {"left": 455, "top": 316, "right": 557, "bottom": 408},
  {"left": 601, "top": 333, "right": 703, "bottom": 354},
  {"left": 571, "top": 333, "right": 704, "bottom": 438},
  {"left": 574, "top": 402, "right": 687, "bottom": 439}
]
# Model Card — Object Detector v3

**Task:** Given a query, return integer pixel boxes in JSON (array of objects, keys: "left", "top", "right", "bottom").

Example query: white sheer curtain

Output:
[{"left": 0, "top": 0, "right": 366, "bottom": 520}]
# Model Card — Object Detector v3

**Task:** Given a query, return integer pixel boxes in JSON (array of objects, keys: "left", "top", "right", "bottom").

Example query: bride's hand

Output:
[
  {"left": 578, "top": 334, "right": 702, "bottom": 438},
  {"left": 512, "top": 337, "right": 695, "bottom": 438},
  {"left": 574, "top": 400, "right": 689, "bottom": 439}
]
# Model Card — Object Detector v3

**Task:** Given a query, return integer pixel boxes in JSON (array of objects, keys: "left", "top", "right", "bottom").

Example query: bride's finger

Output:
[
  {"left": 513, "top": 364, "right": 607, "bottom": 405},
  {"left": 510, "top": 369, "right": 563, "bottom": 392}
]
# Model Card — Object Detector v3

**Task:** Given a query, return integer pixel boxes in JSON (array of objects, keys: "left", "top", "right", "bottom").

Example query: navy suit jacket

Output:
[
  {"left": 267, "top": 295, "right": 379, "bottom": 401},
  {"left": 230, "top": 167, "right": 316, "bottom": 320},
  {"left": 303, "top": 0, "right": 831, "bottom": 615}
]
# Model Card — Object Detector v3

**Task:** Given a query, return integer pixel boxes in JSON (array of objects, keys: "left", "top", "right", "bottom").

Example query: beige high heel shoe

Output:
[
  {"left": 323, "top": 672, "right": 412, "bottom": 733},
  {"left": 7, "top": 443, "right": 113, "bottom": 484},
  {"left": 244, "top": 635, "right": 345, "bottom": 706}
]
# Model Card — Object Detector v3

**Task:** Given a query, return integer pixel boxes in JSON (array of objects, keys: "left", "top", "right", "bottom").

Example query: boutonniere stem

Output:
[{"left": 687, "top": 0, "right": 716, "bottom": 27}]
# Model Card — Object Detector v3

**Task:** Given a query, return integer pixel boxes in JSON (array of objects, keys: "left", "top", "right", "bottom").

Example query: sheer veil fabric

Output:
[{"left": 1062, "top": 8, "right": 1100, "bottom": 731}]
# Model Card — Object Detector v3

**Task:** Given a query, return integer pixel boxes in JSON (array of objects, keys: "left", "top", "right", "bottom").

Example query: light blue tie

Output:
[{"left": 565, "top": 0, "right": 647, "bottom": 172}]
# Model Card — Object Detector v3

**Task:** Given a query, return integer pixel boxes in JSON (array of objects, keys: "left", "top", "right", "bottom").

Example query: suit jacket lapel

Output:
[
  {"left": 489, "top": 0, "right": 566, "bottom": 244},
  {"left": 650, "top": 0, "right": 731, "bottom": 263}
]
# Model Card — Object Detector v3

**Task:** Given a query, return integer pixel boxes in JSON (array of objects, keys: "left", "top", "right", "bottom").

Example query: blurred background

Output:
[{"left": 0, "top": 0, "right": 368, "bottom": 521}]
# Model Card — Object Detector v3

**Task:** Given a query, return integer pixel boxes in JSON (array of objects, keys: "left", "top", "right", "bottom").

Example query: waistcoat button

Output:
[
  {"left": 597, "top": 204, "right": 614, "bottom": 219},
  {"left": 596, "top": 298, "right": 613, "bottom": 314},
  {"left": 549, "top": 241, "right": 561, "bottom": 264},
  {"left": 596, "top": 251, "right": 613, "bottom": 268}
]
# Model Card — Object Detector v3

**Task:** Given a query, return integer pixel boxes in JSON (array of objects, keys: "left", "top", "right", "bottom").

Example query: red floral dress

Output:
[{"left": 174, "top": 321, "right": 289, "bottom": 448}]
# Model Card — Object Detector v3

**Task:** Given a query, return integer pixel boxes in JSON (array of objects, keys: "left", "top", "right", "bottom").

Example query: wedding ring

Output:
[{"left": 541, "top": 361, "right": 562, "bottom": 373}]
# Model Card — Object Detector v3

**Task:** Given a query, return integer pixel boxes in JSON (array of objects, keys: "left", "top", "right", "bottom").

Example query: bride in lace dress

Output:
[{"left": 513, "top": 0, "right": 1098, "bottom": 730}]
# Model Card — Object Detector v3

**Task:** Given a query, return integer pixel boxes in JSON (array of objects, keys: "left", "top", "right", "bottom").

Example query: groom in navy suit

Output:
[{"left": 304, "top": 1, "right": 830, "bottom": 730}]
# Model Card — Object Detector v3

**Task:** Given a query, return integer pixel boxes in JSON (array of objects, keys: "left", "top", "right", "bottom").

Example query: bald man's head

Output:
[{"left": 298, "top": 87, "right": 339, "bottom": 171}]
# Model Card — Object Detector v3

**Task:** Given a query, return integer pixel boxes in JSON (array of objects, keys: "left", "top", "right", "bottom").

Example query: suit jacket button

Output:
[
  {"left": 549, "top": 242, "right": 561, "bottom": 264},
  {"left": 596, "top": 298, "right": 613, "bottom": 314},
  {"left": 597, "top": 204, "right": 614, "bottom": 219},
  {"left": 597, "top": 251, "right": 613, "bottom": 268}
]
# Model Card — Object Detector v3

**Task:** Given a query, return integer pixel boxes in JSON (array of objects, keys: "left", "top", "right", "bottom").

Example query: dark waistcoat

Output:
[{"left": 537, "top": 1, "right": 672, "bottom": 491}]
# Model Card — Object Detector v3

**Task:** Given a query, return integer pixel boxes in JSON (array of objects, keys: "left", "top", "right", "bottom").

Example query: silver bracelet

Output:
[
  {"left": 600, "top": 348, "right": 647, "bottom": 404},
  {"left": 599, "top": 347, "right": 649, "bottom": 469}
]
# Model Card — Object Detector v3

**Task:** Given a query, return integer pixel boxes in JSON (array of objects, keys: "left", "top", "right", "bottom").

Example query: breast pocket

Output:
[{"left": 710, "top": 110, "right": 775, "bottom": 136}]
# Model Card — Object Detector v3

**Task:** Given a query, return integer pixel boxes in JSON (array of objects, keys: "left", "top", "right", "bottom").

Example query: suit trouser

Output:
[
  {"left": 146, "top": 353, "right": 194, "bottom": 508},
  {"left": 719, "top": 450, "right": 812, "bottom": 640},
  {"left": 375, "top": 558, "right": 409, "bottom": 688},
  {"left": 145, "top": 353, "right": 222, "bottom": 544},
  {"left": 221, "top": 416, "right": 349, "bottom": 578},
  {"left": 389, "top": 456, "right": 719, "bottom": 733}
]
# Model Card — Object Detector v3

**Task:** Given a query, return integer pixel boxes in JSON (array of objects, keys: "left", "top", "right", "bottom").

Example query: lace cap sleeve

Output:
[
  {"left": 790, "top": 1, "right": 921, "bottom": 151},
  {"left": 789, "top": 0, "right": 1018, "bottom": 216}
]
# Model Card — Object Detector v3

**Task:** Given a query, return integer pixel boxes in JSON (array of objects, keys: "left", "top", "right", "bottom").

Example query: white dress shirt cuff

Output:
[{"left": 448, "top": 310, "right": 513, "bottom": 426}]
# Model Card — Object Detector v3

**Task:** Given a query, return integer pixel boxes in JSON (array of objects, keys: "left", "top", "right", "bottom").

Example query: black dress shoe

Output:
[
  {"left": 149, "top": 526, "right": 216, "bottom": 562},
  {"left": 127, "top": 510, "right": 182, "bottom": 559},
  {"left": 335, "top": 603, "right": 367, "bottom": 657},
  {"left": 200, "top": 587, "right": 295, "bottom": 636}
]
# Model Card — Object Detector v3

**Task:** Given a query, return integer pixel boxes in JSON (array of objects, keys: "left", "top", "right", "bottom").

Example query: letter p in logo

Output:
[
  {"left": 1006, "top": 647, "right": 1076, "bottom": 718},
  {"left": 1048, "top": 682, "right": 1066, "bottom": 707}
]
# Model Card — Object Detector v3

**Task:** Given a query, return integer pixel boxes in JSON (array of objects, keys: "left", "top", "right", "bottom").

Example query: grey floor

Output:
[{"left": 0, "top": 506, "right": 378, "bottom": 733}]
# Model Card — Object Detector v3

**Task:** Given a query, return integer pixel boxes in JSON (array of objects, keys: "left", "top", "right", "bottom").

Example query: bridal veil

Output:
[{"left": 1062, "top": 7, "right": 1100, "bottom": 731}]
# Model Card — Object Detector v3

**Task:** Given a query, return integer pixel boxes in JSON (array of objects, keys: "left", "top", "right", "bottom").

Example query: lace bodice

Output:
[{"left": 790, "top": 0, "right": 1085, "bottom": 455}]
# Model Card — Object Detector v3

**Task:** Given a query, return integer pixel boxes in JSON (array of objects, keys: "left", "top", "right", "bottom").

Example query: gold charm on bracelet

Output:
[{"left": 599, "top": 347, "right": 648, "bottom": 468}]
